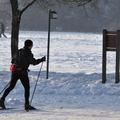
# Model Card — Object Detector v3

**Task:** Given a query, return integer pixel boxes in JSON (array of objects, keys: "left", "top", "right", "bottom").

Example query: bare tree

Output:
[
  {"left": 10, "top": 0, "right": 94, "bottom": 60},
  {"left": 10, "top": 0, "right": 37, "bottom": 60}
]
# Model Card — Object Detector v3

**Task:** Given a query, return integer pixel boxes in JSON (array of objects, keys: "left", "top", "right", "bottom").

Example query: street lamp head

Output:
[{"left": 49, "top": 10, "right": 57, "bottom": 19}]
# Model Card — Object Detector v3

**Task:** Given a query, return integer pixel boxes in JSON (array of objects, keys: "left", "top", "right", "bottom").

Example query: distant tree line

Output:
[{"left": 1, "top": 0, "right": 96, "bottom": 60}]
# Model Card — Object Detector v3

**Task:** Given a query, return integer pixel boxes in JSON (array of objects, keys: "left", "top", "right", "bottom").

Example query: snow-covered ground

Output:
[{"left": 0, "top": 31, "right": 119, "bottom": 120}]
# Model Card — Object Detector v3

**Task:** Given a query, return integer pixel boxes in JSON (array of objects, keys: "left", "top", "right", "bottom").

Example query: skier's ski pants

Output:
[{"left": 1, "top": 70, "right": 30, "bottom": 105}]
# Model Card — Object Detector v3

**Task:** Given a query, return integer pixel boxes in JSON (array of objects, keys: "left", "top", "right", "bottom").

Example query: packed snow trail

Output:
[{"left": 0, "top": 107, "right": 120, "bottom": 120}]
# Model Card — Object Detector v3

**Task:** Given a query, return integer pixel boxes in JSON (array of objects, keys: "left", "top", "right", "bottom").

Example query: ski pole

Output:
[
  {"left": 0, "top": 82, "right": 10, "bottom": 95},
  {"left": 30, "top": 62, "right": 44, "bottom": 105}
]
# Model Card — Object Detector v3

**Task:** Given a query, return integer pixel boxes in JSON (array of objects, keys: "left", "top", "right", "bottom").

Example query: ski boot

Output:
[
  {"left": 0, "top": 99, "right": 6, "bottom": 109},
  {"left": 25, "top": 104, "right": 36, "bottom": 111}
]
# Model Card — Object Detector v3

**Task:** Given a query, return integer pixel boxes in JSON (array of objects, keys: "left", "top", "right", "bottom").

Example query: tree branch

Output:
[
  {"left": 20, "top": 0, "right": 37, "bottom": 14},
  {"left": 78, "top": 0, "right": 92, "bottom": 6}
]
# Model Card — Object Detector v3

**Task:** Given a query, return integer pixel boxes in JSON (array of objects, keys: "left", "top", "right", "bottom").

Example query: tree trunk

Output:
[
  {"left": 10, "top": 0, "right": 36, "bottom": 61},
  {"left": 11, "top": 11, "right": 21, "bottom": 60}
]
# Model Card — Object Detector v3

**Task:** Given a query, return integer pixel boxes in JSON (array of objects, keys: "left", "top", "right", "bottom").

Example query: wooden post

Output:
[
  {"left": 115, "top": 30, "right": 120, "bottom": 83},
  {"left": 102, "top": 30, "right": 107, "bottom": 83}
]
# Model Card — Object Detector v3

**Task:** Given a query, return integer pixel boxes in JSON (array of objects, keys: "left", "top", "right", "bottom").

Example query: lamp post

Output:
[{"left": 46, "top": 9, "right": 57, "bottom": 79}]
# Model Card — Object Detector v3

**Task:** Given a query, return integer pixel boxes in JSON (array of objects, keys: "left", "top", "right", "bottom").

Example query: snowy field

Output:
[{"left": 0, "top": 31, "right": 119, "bottom": 120}]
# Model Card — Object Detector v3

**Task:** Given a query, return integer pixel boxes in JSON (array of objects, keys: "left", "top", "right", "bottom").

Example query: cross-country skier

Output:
[{"left": 0, "top": 39, "right": 46, "bottom": 111}]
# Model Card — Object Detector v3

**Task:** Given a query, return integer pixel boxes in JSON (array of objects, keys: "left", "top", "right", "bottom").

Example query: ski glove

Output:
[{"left": 41, "top": 56, "right": 46, "bottom": 62}]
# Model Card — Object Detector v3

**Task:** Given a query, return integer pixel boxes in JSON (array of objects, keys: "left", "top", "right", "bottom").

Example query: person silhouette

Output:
[{"left": 0, "top": 22, "right": 7, "bottom": 38}]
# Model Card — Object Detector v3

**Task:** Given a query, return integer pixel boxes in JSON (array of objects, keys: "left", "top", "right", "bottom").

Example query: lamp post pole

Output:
[
  {"left": 46, "top": 9, "right": 57, "bottom": 79},
  {"left": 46, "top": 9, "right": 51, "bottom": 79}
]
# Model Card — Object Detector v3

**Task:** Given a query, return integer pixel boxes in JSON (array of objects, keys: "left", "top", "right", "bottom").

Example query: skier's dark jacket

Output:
[{"left": 13, "top": 46, "right": 42, "bottom": 71}]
